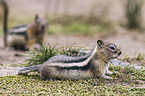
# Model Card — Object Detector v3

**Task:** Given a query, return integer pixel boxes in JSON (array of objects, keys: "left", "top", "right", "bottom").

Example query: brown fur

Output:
[{"left": 26, "top": 15, "right": 48, "bottom": 49}]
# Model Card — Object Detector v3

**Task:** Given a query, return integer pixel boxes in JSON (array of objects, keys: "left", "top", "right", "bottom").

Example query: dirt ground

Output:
[{"left": 1, "top": 0, "right": 145, "bottom": 67}]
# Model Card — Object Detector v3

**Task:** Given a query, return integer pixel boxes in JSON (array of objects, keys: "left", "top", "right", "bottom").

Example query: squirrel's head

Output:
[
  {"left": 97, "top": 40, "right": 122, "bottom": 60},
  {"left": 34, "top": 14, "right": 49, "bottom": 31},
  {"left": 31, "top": 14, "right": 49, "bottom": 38}
]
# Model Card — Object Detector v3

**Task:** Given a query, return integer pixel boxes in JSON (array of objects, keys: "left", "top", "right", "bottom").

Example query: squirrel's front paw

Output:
[
  {"left": 103, "top": 75, "right": 113, "bottom": 80},
  {"left": 106, "top": 70, "right": 115, "bottom": 75},
  {"left": 106, "top": 70, "right": 119, "bottom": 75}
]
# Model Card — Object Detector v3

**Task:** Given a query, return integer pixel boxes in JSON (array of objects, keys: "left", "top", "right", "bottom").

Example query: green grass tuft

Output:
[
  {"left": 25, "top": 43, "right": 58, "bottom": 66},
  {"left": 59, "top": 42, "right": 89, "bottom": 57},
  {"left": 136, "top": 53, "right": 144, "bottom": 60}
]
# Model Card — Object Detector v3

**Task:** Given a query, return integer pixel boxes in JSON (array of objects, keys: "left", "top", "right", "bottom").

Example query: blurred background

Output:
[{"left": 0, "top": 0, "right": 145, "bottom": 59}]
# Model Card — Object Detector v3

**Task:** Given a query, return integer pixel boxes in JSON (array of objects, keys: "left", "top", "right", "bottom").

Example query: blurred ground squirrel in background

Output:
[
  {"left": 18, "top": 40, "right": 122, "bottom": 80},
  {"left": 0, "top": 0, "right": 48, "bottom": 50}
]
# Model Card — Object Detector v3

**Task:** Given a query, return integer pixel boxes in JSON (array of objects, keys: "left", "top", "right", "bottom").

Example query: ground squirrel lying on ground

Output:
[
  {"left": 0, "top": 0, "right": 48, "bottom": 50},
  {"left": 18, "top": 40, "right": 122, "bottom": 80}
]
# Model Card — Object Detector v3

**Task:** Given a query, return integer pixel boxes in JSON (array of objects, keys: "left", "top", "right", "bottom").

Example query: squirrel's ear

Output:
[
  {"left": 97, "top": 40, "right": 104, "bottom": 48},
  {"left": 35, "top": 14, "right": 39, "bottom": 20},
  {"left": 35, "top": 14, "right": 39, "bottom": 25}
]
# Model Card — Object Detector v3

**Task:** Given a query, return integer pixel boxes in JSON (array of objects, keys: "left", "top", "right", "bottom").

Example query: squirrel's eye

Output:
[{"left": 109, "top": 46, "right": 115, "bottom": 50}]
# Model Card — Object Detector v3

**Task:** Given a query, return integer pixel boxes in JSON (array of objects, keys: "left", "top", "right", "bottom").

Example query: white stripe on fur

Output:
[{"left": 43, "top": 45, "right": 97, "bottom": 67}]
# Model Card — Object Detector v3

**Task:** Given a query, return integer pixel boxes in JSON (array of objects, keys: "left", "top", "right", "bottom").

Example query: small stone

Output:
[
  {"left": 31, "top": 79, "right": 35, "bottom": 81},
  {"left": 3, "top": 86, "right": 6, "bottom": 89}
]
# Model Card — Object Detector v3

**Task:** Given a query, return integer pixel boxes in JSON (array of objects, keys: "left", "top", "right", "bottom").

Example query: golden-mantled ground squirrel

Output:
[
  {"left": 0, "top": 0, "right": 48, "bottom": 50},
  {"left": 18, "top": 40, "right": 122, "bottom": 80}
]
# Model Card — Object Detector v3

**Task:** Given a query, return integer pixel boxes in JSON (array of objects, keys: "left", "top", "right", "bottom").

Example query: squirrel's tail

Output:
[
  {"left": 0, "top": 0, "right": 9, "bottom": 47},
  {"left": 18, "top": 65, "right": 41, "bottom": 74}
]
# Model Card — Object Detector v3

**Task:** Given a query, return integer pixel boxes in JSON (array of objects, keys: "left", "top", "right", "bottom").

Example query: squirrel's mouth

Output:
[
  {"left": 118, "top": 51, "right": 122, "bottom": 56},
  {"left": 113, "top": 52, "right": 122, "bottom": 59},
  {"left": 114, "top": 56, "right": 119, "bottom": 58}
]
